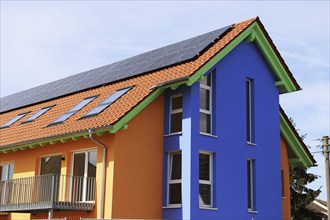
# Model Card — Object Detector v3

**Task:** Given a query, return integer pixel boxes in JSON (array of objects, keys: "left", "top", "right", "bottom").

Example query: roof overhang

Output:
[{"left": 280, "top": 107, "right": 316, "bottom": 168}]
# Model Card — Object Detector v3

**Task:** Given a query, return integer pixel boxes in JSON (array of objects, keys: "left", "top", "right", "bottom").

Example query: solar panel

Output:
[
  {"left": 0, "top": 112, "right": 29, "bottom": 129},
  {"left": 22, "top": 106, "right": 53, "bottom": 123},
  {"left": 49, "top": 96, "right": 97, "bottom": 126},
  {"left": 0, "top": 25, "right": 232, "bottom": 113},
  {"left": 82, "top": 87, "right": 132, "bottom": 118}
]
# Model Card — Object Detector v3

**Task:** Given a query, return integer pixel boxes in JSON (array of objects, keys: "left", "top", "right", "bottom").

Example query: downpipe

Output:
[{"left": 88, "top": 129, "right": 107, "bottom": 219}]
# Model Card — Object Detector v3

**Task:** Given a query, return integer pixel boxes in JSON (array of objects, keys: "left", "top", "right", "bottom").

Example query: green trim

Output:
[
  {"left": 280, "top": 112, "right": 314, "bottom": 167},
  {"left": 187, "top": 22, "right": 297, "bottom": 93},
  {"left": 109, "top": 88, "right": 165, "bottom": 134}
]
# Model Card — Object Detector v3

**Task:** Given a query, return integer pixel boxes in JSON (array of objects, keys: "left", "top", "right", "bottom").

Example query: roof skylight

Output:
[
  {"left": 22, "top": 106, "right": 53, "bottom": 124},
  {"left": 82, "top": 87, "right": 132, "bottom": 118},
  {"left": 49, "top": 96, "right": 97, "bottom": 126},
  {"left": 0, "top": 112, "right": 29, "bottom": 129}
]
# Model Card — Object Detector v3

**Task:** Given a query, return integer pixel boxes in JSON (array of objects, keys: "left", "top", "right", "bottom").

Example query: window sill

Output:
[
  {"left": 164, "top": 132, "right": 182, "bottom": 137},
  {"left": 162, "top": 205, "right": 182, "bottom": 209},
  {"left": 200, "top": 132, "right": 218, "bottom": 138},
  {"left": 247, "top": 142, "right": 257, "bottom": 146},
  {"left": 248, "top": 209, "right": 258, "bottom": 214},
  {"left": 199, "top": 206, "right": 218, "bottom": 211}
]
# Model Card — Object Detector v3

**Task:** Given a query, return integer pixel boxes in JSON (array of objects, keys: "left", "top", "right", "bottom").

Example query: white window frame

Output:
[
  {"left": 169, "top": 94, "right": 183, "bottom": 134},
  {"left": 70, "top": 149, "right": 97, "bottom": 202},
  {"left": 200, "top": 73, "right": 213, "bottom": 134},
  {"left": 199, "top": 151, "right": 213, "bottom": 208},
  {"left": 246, "top": 78, "right": 254, "bottom": 144},
  {"left": 0, "top": 163, "right": 14, "bottom": 181},
  {"left": 167, "top": 151, "right": 182, "bottom": 206},
  {"left": 247, "top": 159, "right": 256, "bottom": 211}
]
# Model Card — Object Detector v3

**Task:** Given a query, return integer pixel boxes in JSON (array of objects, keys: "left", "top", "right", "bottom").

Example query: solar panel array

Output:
[{"left": 0, "top": 25, "right": 232, "bottom": 113}]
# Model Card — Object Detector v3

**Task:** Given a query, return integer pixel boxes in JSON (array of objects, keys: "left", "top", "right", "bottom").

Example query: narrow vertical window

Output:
[
  {"left": 0, "top": 163, "right": 14, "bottom": 205},
  {"left": 199, "top": 152, "right": 213, "bottom": 207},
  {"left": 246, "top": 79, "right": 254, "bottom": 143},
  {"left": 170, "top": 95, "right": 183, "bottom": 133},
  {"left": 247, "top": 159, "right": 256, "bottom": 211},
  {"left": 281, "top": 170, "right": 285, "bottom": 197},
  {"left": 200, "top": 73, "right": 212, "bottom": 134},
  {"left": 168, "top": 152, "right": 182, "bottom": 205}
]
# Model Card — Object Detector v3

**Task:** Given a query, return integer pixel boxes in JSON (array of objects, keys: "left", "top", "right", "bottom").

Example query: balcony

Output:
[{"left": 0, "top": 174, "right": 96, "bottom": 212}]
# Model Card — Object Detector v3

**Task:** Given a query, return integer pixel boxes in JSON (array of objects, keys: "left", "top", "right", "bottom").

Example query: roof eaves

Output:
[
  {"left": 280, "top": 107, "right": 316, "bottom": 167},
  {"left": 0, "top": 125, "right": 114, "bottom": 154}
]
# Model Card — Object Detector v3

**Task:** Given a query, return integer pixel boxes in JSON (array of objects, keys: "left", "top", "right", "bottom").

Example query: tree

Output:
[
  {"left": 289, "top": 118, "right": 321, "bottom": 220},
  {"left": 290, "top": 167, "right": 321, "bottom": 220}
]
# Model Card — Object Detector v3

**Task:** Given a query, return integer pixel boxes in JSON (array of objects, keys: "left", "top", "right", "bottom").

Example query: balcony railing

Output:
[{"left": 0, "top": 174, "right": 95, "bottom": 212}]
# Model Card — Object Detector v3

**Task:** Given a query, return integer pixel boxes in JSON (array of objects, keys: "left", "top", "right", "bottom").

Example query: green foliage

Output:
[{"left": 290, "top": 167, "right": 321, "bottom": 220}]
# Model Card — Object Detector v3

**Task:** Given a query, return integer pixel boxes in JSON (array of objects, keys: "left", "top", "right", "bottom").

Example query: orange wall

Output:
[
  {"left": 110, "top": 94, "right": 164, "bottom": 219},
  {"left": 0, "top": 94, "right": 164, "bottom": 219},
  {"left": 280, "top": 135, "right": 291, "bottom": 220}
]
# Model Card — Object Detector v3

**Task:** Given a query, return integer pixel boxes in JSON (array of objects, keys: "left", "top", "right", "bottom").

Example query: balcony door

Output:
[
  {"left": 71, "top": 150, "right": 96, "bottom": 202},
  {"left": 0, "top": 163, "right": 14, "bottom": 205},
  {"left": 38, "top": 155, "right": 62, "bottom": 202}
]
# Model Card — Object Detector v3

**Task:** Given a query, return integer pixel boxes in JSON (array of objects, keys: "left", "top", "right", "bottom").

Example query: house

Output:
[
  {"left": 0, "top": 17, "right": 315, "bottom": 220},
  {"left": 306, "top": 199, "right": 328, "bottom": 219}
]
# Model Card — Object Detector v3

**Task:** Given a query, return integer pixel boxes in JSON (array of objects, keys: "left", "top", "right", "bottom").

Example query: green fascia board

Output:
[
  {"left": 187, "top": 21, "right": 297, "bottom": 93},
  {"left": 280, "top": 112, "right": 314, "bottom": 167}
]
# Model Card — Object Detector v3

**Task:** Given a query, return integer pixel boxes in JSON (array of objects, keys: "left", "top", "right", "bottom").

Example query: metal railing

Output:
[{"left": 0, "top": 174, "right": 95, "bottom": 212}]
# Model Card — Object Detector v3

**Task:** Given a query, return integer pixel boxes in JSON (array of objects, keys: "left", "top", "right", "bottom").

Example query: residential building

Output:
[{"left": 0, "top": 17, "right": 315, "bottom": 220}]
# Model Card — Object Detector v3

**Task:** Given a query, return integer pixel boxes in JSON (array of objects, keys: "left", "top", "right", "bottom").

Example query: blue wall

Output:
[{"left": 162, "top": 41, "right": 281, "bottom": 219}]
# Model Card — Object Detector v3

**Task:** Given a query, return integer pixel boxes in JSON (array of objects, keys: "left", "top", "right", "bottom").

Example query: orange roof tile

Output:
[{"left": 0, "top": 17, "right": 258, "bottom": 148}]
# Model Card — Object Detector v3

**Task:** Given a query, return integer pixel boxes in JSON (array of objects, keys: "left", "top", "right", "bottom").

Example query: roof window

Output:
[
  {"left": 82, "top": 87, "right": 132, "bottom": 118},
  {"left": 22, "top": 106, "right": 53, "bottom": 124},
  {"left": 49, "top": 96, "right": 97, "bottom": 126},
  {"left": 0, "top": 112, "right": 29, "bottom": 129}
]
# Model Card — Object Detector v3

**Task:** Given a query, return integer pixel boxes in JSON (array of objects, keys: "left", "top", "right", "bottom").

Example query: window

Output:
[
  {"left": 82, "top": 87, "right": 132, "bottom": 118},
  {"left": 40, "top": 155, "right": 62, "bottom": 175},
  {"left": 281, "top": 170, "right": 285, "bottom": 197},
  {"left": 199, "top": 152, "right": 213, "bottom": 207},
  {"left": 71, "top": 150, "right": 97, "bottom": 202},
  {"left": 200, "top": 73, "right": 212, "bottom": 134},
  {"left": 0, "top": 163, "right": 14, "bottom": 181},
  {"left": 247, "top": 159, "right": 256, "bottom": 211},
  {"left": 169, "top": 95, "right": 183, "bottom": 133},
  {"left": 246, "top": 79, "right": 255, "bottom": 143},
  {"left": 168, "top": 152, "right": 182, "bottom": 205},
  {"left": 23, "top": 106, "right": 53, "bottom": 123},
  {"left": 49, "top": 96, "right": 96, "bottom": 125},
  {"left": 0, "top": 112, "right": 28, "bottom": 128}
]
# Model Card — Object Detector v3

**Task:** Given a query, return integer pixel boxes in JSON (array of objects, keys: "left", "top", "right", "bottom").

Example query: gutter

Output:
[{"left": 88, "top": 129, "right": 107, "bottom": 219}]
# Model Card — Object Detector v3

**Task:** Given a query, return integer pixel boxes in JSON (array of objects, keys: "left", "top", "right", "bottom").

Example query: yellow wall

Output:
[
  {"left": 280, "top": 135, "right": 291, "bottom": 220},
  {"left": 0, "top": 94, "right": 164, "bottom": 219}
]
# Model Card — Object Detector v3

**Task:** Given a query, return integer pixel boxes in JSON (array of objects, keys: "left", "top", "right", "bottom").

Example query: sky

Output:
[{"left": 0, "top": 1, "right": 329, "bottom": 200}]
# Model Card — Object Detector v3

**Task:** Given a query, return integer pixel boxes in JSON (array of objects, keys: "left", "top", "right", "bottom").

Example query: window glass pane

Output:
[
  {"left": 169, "top": 183, "right": 181, "bottom": 204},
  {"left": 170, "top": 113, "right": 182, "bottom": 133},
  {"left": 84, "top": 105, "right": 107, "bottom": 117},
  {"left": 199, "top": 184, "right": 211, "bottom": 206},
  {"left": 8, "top": 164, "right": 14, "bottom": 180},
  {"left": 70, "top": 97, "right": 95, "bottom": 112},
  {"left": 51, "top": 113, "right": 73, "bottom": 125},
  {"left": 0, "top": 165, "right": 8, "bottom": 181},
  {"left": 199, "top": 154, "right": 210, "bottom": 181},
  {"left": 1, "top": 113, "right": 28, "bottom": 128},
  {"left": 246, "top": 80, "right": 251, "bottom": 142},
  {"left": 200, "top": 113, "right": 211, "bottom": 133},
  {"left": 171, "top": 153, "right": 182, "bottom": 180},
  {"left": 88, "top": 151, "right": 97, "bottom": 178},
  {"left": 40, "top": 155, "right": 61, "bottom": 175},
  {"left": 24, "top": 107, "right": 52, "bottom": 123},
  {"left": 200, "top": 88, "right": 210, "bottom": 110},
  {"left": 171, "top": 96, "right": 182, "bottom": 110},
  {"left": 73, "top": 153, "right": 86, "bottom": 177},
  {"left": 201, "top": 74, "right": 211, "bottom": 86}
]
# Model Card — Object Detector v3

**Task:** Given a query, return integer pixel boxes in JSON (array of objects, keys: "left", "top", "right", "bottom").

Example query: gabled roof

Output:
[
  {"left": 0, "top": 17, "right": 301, "bottom": 152},
  {"left": 280, "top": 107, "right": 316, "bottom": 167},
  {"left": 0, "top": 25, "right": 231, "bottom": 113}
]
